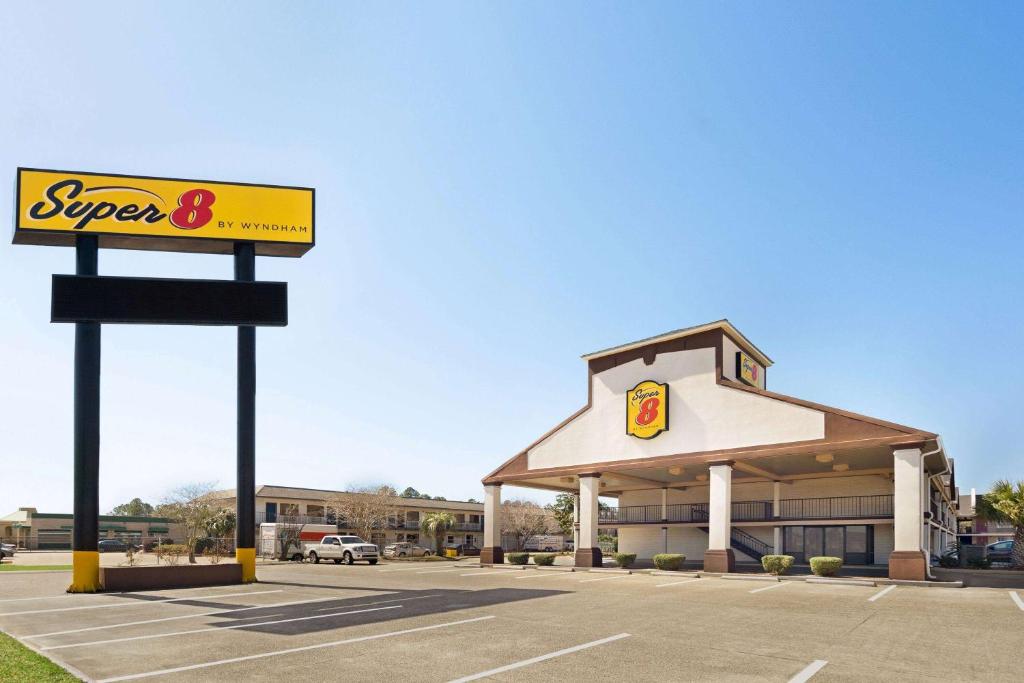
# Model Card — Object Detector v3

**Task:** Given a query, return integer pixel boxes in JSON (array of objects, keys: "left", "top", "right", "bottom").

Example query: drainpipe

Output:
[{"left": 920, "top": 437, "right": 947, "bottom": 580}]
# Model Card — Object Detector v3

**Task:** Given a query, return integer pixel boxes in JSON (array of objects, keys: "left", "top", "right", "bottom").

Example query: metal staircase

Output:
[{"left": 697, "top": 527, "right": 772, "bottom": 562}]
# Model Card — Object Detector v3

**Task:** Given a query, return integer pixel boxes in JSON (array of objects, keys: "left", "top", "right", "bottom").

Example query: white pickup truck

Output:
[{"left": 305, "top": 535, "right": 379, "bottom": 565}]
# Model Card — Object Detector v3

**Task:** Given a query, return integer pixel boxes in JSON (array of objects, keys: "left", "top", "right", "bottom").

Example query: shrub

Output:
[
  {"left": 506, "top": 552, "right": 530, "bottom": 565},
  {"left": 533, "top": 553, "right": 556, "bottom": 566},
  {"left": 938, "top": 554, "right": 959, "bottom": 568},
  {"left": 653, "top": 554, "right": 685, "bottom": 571},
  {"left": 967, "top": 556, "right": 991, "bottom": 570},
  {"left": 613, "top": 552, "right": 636, "bottom": 568},
  {"left": 809, "top": 556, "right": 842, "bottom": 576},
  {"left": 155, "top": 544, "right": 187, "bottom": 566},
  {"left": 761, "top": 555, "right": 795, "bottom": 576}
]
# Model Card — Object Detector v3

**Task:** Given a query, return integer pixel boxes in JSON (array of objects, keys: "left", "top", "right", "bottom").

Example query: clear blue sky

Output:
[{"left": 1, "top": 3, "right": 1021, "bottom": 513}]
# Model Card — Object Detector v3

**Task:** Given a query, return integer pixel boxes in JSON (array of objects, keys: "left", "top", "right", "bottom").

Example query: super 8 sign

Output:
[
  {"left": 626, "top": 380, "right": 669, "bottom": 439},
  {"left": 14, "top": 168, "right": 314, "bottom": 257}
]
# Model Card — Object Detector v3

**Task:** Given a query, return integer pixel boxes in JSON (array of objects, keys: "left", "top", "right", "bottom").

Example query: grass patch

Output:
[
  {"left": 0, "top": 565, "right": 73, "bottom": 572},
  {"left": 0, "top": 632, "right": 79, "bottom": 681}
]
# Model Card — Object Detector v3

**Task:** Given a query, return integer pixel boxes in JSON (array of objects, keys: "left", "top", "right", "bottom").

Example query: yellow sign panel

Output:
[
  {"left": 626, "top": 380, "right": 669, "bottom": 439},
  {"left": 14, "top": 168, "right": 314, "bottom": 257},
  {"left": 737, "top": 351, "right": 762, "bottom": 387}
]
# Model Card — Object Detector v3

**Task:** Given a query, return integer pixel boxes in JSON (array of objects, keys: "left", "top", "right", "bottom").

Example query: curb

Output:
[
  {"left": 535, "top": 566, "right": 575, "bottom": 572},
  {"left": 645, "top": 570, "right": 701, "bottom": 578},
  {"left": 721, "top": 573, "right": 778, "bottom": 582},
  {"left": 585, "top": 567, "right": 632, "bottom": 574},
  {"left": 806, "top": 577, "right": 877, "bottom": 587}
]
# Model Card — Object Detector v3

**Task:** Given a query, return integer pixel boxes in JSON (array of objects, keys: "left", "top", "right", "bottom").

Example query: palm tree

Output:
[
  {"left": 975, "top": 479, "right": 1024, "bottom": 568},
  {"left": 420, "top": 511, "right": 456, "bottom": 555}
]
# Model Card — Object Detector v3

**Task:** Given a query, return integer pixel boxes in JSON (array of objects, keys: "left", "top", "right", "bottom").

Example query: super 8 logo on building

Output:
[
  {"left": 626, "top": 380, "right": 669, "bottom": 439},
  {"left": 14, "top": 168, "right": 315, "bottom": 256}
]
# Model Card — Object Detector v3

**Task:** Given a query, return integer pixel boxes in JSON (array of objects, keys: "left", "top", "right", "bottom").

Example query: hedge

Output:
[
  {"left": 613, "top": 552, "right": 636, "bottom": 568},
  {"left": 532, "top": 553, "right": 556, "bottom": 566},
  {"left": 761, "top": 555, "right": 795, "bottom": 576},
  {"left": 506, "top": 552, "right": 530, "bottom": 565},
  {"left": 653, "top": 554, "right": 685, "bottom": 571},
  {"left": 809, "top": 556, "right": 842, "bottom": 576}
]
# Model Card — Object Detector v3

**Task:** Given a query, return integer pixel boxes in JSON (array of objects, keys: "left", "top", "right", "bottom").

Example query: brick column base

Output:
[
  {"left": 703, "top": 548, "right": 736, "bottom": 573},
  {"left": 574, "top": 547, "right": 603, "bottom": 568},
  {"left": 888, "top": 550, "right": 927, "bottom": 580},
  {"left": 480, "top": 547, "right": 504, "bottom": 565}
]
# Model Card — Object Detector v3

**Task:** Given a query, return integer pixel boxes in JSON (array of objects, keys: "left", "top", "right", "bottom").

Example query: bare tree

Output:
[
  {"left": 157, "top": 482, "right": 218, "bottom": 564},
  {"left": 324, "top": 485, "right": 398, "bottom": 544},
  {"left": 501, "top": 500, "right": 552, "bottom": 551}
]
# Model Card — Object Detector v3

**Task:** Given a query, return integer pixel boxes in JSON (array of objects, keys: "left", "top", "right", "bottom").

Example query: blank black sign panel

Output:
[{"left": 51, "top": 275, "right": 288, "bottom": 326}]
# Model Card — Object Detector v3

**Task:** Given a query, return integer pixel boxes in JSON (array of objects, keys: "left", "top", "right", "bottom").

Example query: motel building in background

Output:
[{"left": 481, "top": 320, "right": 958, "bottom": 580}]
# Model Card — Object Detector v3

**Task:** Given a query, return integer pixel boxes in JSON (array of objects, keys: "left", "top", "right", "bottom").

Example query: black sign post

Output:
[
  {"left": 69, "top": 235, "right": 101, "bottom": 592},
  {"left": 235, "top": 243, "right": 257, "bottom": 579}
]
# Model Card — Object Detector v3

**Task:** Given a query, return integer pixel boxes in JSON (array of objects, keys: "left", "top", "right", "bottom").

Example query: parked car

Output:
[
  {"left": 986, "top": 540, "right": 1014, "bottom": 564},
  {"left": 382, "top": 542, "right": 433, "bottom": 558},
  {"left": 0, "top": 543, "right": 14, "bottom": 559},
  {"left": 98, "top": 539, "right": 140, "bottom": 553},
  {"left": 305, "top": 535, "right": 379, "bottom": 565},
  {"left": 446, "top": 543, "right": 480, "bottom": 557}
]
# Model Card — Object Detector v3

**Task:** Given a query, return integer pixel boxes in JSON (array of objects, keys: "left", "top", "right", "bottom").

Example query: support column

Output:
[
  {"left": 69, "top": 235, "right": 101, "bottom": 593},
  {"left": 572, "top": 494, "right": 580, "bottom": 551},
  {"left": 772, "top": 481, "right": 782, "bottom": 554},
  {"left": 889, "top": 446, "right": 927, "bottom": 580},
  {"left": 575, "top": 473, "right": 602, "bottom": 567},
  {"left": 481, "top": 483, "right": 503, "bottom": 565},
  {"left": 234, "top": 243, "right": 257, "bottom": 583},
  {"left": 704, "top": 462, "right": 735, "bottom": 572}
]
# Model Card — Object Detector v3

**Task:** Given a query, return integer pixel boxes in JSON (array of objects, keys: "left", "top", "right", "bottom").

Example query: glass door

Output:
[
  {"left": 805, "top": 527, "right": 824, "bottom": 558},
  {"left": 825, "top": 527, "right": 845, "bottom": 558}
]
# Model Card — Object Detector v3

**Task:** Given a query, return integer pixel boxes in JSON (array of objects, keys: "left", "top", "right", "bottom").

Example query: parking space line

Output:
[
  {"left": 655, "top": 579, "right": 701, "bottom": 588},
  {"left": 1011, "top": 591, "right": 1024, "bottom": 611},
  {"left": 868, "top": 585, "right": 897, "bottom": 602},
  {"left": 0, "top": 589, "right": 284, "bottom": 617},
  {"left": 447, "top": 633, "right": 631, "bottom": 682},
  {"left": 749, "top": 582, "right": 786, "bottom": 594},
  {"left": 312, "top": 594, "right": 440, "bottom": 611},
  {"left": 26, "top": 593, "right": 420, "bottom": 638},
  {"left": 379, "top": 565, "right": 451, "bottom": 572},
  {"left": 96, "top": 615, "right": 496, "bottom": 682},
  {"left": 788, "top": 659, "right": 828, "bottom": 682},
  {"left": 418, "top": 567, "right": 465, "bottom": 574},
  {"left": 41, "top": 605, "right": 401, "bottom": 651},
  {"left": 579, "top": 574, "right": 631, "bottom": 583},
  {"left": 459, "top": 570, "right": 520, "bottom": 577}
]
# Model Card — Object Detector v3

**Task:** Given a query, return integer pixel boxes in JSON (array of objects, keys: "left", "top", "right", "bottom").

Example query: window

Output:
[
  {"left": 280, "top": 503, "right": 299, "bottom": 516},
  {"left": 340, "top": 536, "right": 362, "bottom": 544},
  {"left": 406, "top": 511, "right": 420, "bottom": 522},
  {"left": 324, "top": 537, "right": 339, "bottom": 545},
  {"left": 407, "top": 534, "right": 419, "bottom": 543},
  {"left": 306, "top": 505, "right": 324, "bottom": 517},
  {"left": 447, "top": 535, "right": 455, "bottom": 544},
  {"left": 469, "top": 515, "right": 480, "bottom": 523},
  {"left": 455, "top": 514, "right": 466, "bottom": 523}
]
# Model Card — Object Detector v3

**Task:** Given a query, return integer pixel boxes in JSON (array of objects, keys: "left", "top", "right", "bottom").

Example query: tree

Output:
[
  {"left": 109, "top": 498, "right": 155, "bottom": 517},
  {"left": 976, "top": 479, "right": 1024, "bottom": 568},
  {"left": 501, "top": 500, "right": 551, "bottom": 551},
  {"left": 547, "top": 494, "right": 575, "bottom": 536},
  {"left": 158, "top": 483, "right": 218, "bottom": 564},
  {"left": 432, "top": 496, "right": 447, "bottom": 501},
  {"left": 420, "top": 511, "right": 456, "bottom": 553},
  {"left": 401, "top": 487, "right": 420, "bottom": 498},
  {"left": 325, "top": 485, "right": 398, "bottom": 545},
  {"left": 546, "top": 494, "right": 610, "bottom": 537},
  {"left": 206, "top": 509, "right": 236, "bottom": 539}
]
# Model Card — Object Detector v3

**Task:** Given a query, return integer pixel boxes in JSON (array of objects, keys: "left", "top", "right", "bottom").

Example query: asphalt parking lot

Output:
[{"left": 1, "top": 561, "right": 1021, "bottom": 682}]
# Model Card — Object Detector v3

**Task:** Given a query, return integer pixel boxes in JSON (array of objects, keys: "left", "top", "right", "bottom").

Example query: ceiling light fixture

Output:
[
  {"left": 815, "top": 454, "right": 834, "bottom": 463},
  {"left": 668, "top": 466, "right": 683, "bottom": 476},
  {"left": 832, "top": 463, "right": 849, "bottom": 472},
  {"left": 696, "top": 474, "right": 708, "bottom": 482}
]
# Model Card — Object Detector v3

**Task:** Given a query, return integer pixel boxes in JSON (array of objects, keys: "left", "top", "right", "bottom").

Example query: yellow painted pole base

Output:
[
  {"left": 236, "top": 547, "right": 257, "bottom": 583},
  {"left": 67, "top": 550, "right": 101, "bottom": 593}
]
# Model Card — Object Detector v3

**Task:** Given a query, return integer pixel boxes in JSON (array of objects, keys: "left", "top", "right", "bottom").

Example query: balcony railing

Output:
[
  {"left": 600, "top": 495, "right": 893, "bottom": 525},
  {"left": 253, "top": 512, "right": 483, "bottom": 532}
]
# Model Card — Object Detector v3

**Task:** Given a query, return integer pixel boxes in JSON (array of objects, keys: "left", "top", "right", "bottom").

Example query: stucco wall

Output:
[{"left": 528, "top": 348, "right": 824, "bottom": 470}]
